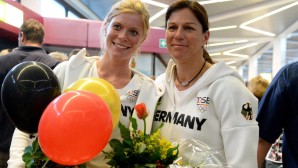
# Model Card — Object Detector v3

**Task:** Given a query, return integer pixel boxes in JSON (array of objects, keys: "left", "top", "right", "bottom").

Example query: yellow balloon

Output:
[{"left": 64, "top": 77, "right": 121, "bottom": 128}]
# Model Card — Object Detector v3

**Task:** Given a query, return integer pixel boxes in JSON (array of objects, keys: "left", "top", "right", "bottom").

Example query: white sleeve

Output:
[
  {"left": 213, "top": 77, "right": 259, "bottom": 168},
  {"left": 8, "top": 128, "right": 36, "bottom": 168}
]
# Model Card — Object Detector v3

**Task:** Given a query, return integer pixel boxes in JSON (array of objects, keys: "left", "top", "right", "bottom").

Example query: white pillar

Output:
[
  {"left": 272, "top": 37, "right": 286, "bottom": 76},
  {"left": 237, "top": 66, "right": 244, "bottom": 78},
  {"left": 248, "top": 55, "right": 258, "bottom": 80}
]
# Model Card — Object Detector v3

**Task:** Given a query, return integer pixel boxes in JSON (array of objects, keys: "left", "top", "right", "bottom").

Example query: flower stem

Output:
[
  {"left": 42, "top": 159, "right": 50, "bottom": 168},
  {"left": 143, "top": 118, "right": 146, "bottom": 136}
]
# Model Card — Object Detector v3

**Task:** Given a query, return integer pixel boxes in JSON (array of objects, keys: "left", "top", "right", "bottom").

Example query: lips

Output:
[
  {"left": 113, "top": 42, "right": 130, "bottom": 49},
  {"left": 171, "top": 44, "right": 187, "bottom": 47}
]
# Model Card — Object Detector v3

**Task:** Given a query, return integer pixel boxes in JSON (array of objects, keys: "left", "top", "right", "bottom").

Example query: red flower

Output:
[{"left": 134, "top": 103, "right": 148, "bottom": 119}]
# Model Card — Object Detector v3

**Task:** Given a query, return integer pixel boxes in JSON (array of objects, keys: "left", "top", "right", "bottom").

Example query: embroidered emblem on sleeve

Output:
[
  {"left": 241, "top": 102, "right": 253, "bottom": 120},
  {"left": 197, "top": 97, "right": 210, "bottom": 113},
  {"left": 126, "top": 90, "right": 140, "bottom": 103}
]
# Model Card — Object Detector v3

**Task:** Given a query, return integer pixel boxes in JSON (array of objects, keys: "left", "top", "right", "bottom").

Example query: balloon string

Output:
[{"left": 42, "top": 159, "right": 50, "bottom": 168}]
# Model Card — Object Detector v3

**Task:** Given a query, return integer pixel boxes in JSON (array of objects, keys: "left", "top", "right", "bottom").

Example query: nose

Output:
[
  {"left": 174, "top": 27, "right": 184, "bottom": 40},
  {"left": 118, "top": 30, "right": 128, "bottom": 41}
]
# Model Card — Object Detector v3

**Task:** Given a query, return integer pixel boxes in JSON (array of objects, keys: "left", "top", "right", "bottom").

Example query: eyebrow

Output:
[{"left": 167, "top": 22, "right": 197, "bottom": 26}]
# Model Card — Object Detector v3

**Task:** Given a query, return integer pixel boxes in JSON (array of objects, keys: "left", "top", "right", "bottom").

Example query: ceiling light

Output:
[
  {"left": 240, "top": 1, "right": 298, "bottom": 36},
  {"left": 149, "top": 8, "right": 167, "bottom": 23},
  {"left": 209, "top": 52, "right": 221, "bottom": 56},
  {"left": 210, "top": 25, "right": 237, "bottom": 31},
  {"left": 141, "top": 0, "right": 168, "bottom": 8},
  {"left": 209, "top": 40, "right": 248, "bottom": 47},
  {"left": 144, "top": 0, "right": 232, "bottom": 23},
  {"left": 209, "top": 41, "right": 234, "bottom": 47},
  {"left": 225, "top": 42, "right": 258, "bottom": 53},
  {"left": 223, "top": 42, "right": 258, "bottom": 58},
  {"left": 199, "top": 0, "right": 233, "bottom": 5},
  {"left": 223, "top": 53, "right": 249, "bottom": 58},
  {"left": 226, "top": 61, "right": 236, "bottom": 65},
  {"left": 240, "top": 25, "right": 275, "bottom": 36}
]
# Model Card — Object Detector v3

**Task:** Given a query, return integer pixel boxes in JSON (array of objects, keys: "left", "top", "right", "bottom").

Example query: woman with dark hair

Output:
[{"left": 153, "top": 0, "right": 258, "bottom": 167}]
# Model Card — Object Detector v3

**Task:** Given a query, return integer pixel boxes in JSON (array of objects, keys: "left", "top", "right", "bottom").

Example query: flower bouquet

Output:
[{"left": 104, "top": 103, "right": 179, "bottom": 168}]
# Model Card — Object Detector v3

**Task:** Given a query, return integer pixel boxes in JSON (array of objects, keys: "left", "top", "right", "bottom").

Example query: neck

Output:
[
  {"left": 99, "top": 55, "right": 131, "bottom": 75},
  {"left": 22, "top": 41, "right": 42, "bottom": 47},
  {"left": 97, "top": 58, "right": 132, "bottom": 89},
  {"left": 175, "top": 60, "right": 206, "bottom": 87}
]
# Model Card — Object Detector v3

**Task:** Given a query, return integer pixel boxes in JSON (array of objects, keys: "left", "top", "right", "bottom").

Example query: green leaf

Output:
[
  {"left": 130, "top": 116, "right": 137, "bottom": 131},
  {"left": 109, "top": 139, "right": 123, "bottom": 150},
  {"left": 106, "top": 159, "right": 117, "bottom": 166},
  {"left": 152, "top": 122, "right": 164, "bottom": 133},
  {"left": 122, "top": 138, "right": 133, "bottom": 148},
  {"left": 118, "top": 122, "right": 131, "bottom": 139},
  {"left": 24, "top": 146, "right": 33, "bottom": 154},
  {"left": 25, "top": 159, "right": 34, "bottom": 168},
  {"left": 32, "top": 137, "right": 40, "bottom": 153},
  {"left": 22, "top": 153, "right": 32, "bottom": 163}
]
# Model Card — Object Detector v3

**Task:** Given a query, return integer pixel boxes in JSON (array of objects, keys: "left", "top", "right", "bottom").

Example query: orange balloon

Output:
[
  {"left": 38, "top": 90, "right": 112, "bottom": 165},
  {"left": 64, "top": 77, "right": 121, "bottom": 128}
]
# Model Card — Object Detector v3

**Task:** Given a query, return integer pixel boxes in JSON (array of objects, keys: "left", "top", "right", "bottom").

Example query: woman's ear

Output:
[{"left": 203, "top": 30, "right": 210, "bottom": 47}]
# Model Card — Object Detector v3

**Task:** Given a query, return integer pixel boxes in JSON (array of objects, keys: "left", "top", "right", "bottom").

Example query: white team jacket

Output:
[{"left": 154, "top": 59, "right": 259, "bottom": 168}]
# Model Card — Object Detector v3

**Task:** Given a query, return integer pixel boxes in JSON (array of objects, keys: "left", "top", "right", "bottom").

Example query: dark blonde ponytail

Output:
[{"left": 203, "top": 49, "right": 215, "bottom": 64}]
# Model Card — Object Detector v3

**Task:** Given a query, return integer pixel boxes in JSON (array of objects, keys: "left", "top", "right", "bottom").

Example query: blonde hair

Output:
[
  {"left": 49, "top": 51, "right": 69, "bottom": 62},
  {"left": 0, "top": 48, "right": 12, "bottom": 56},
  {"left": 247, "top": 76, "right": 270, "bottom": 100},
  {"left": 99, "top": 0, "right": 150, "bottom": 54},
  {"left": 130, "top": 57, "right": 136, "bottom": 68}
]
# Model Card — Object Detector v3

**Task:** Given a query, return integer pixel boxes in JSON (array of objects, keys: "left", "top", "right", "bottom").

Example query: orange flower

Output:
[{"left": 134, "top": 103, "right": 148, "bottom": 119}]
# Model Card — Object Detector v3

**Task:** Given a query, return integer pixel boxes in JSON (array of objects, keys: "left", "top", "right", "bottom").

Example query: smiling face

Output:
[
  {"left": 166, "top": 8, "right": 209, "bottom": 61},
  {"left": 104, "top": 12, "right": 144, "bottom": 60}
]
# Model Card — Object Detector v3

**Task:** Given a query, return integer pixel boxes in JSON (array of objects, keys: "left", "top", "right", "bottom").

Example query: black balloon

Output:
[{"left": 1, "top": 61, "right": 61, "bottom": 133}]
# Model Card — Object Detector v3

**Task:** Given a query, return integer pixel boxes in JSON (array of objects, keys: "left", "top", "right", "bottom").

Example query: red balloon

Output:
[{"left": 38, "top": 90, "right": 112, "bottom": 165}]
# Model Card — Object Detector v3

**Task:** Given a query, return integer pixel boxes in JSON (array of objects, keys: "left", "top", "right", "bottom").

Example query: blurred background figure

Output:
[
  {"left": 247, "top": 75, "right": 270, "bottom": 101},
  {"left": 257, "top": 62, "right": 298, "bottom": 168},
  {"left": 0, "top": 49, "right": 12, "bottom": 56},
  {"left": 49, "top": 51, "right": 69, "bottom": 62},
  {"left": 247, "top": 75, "right": 271, "bottom": 168},
  {"left": 0, "top": 19, "right": 59, "bottom": 168},
  {"left": 68, "top": 48, "right": 90, "bottom": 58}
]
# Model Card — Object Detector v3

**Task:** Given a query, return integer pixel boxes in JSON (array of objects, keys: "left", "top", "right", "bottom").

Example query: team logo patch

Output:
[
  {"left": 241, "top": 102, "right": 253, "bottom": 120},
  {"left": 126, "top": 90, "right": 140, "bottom": 103},
  {"left": 197, "top": 97, "right": 210, "bottom": 113}
]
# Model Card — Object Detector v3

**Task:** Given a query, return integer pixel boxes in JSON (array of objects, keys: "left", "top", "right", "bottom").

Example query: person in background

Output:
[
  {"left": 49, "top": 51, "right": 69, "bottom": 62},
  {"left": 0, "top": 19, "right": 59, "bottom": 168},
  {"left": 0, "top": 48, "right": 12, "bottom": 56},
  {"left": 153, "top": 0, "right": 258, "bottom": 167},
  {"left": 8, "top": 0, "right": 162, "bottom": 167},
  {"left": 68, "top": 48, "right": 89, "bottom": 58},
  {"left": 264, "top": 133, "right": 283, "bottom": 168},
  {"left": 247, "top": 75, "right": 269, "bottom": 101},
  {"left": 247, "top": 75, "right": 276, "bottom": 168},
  {"left": 257, "top": 62, "right": 298, "bottom": 168}
]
